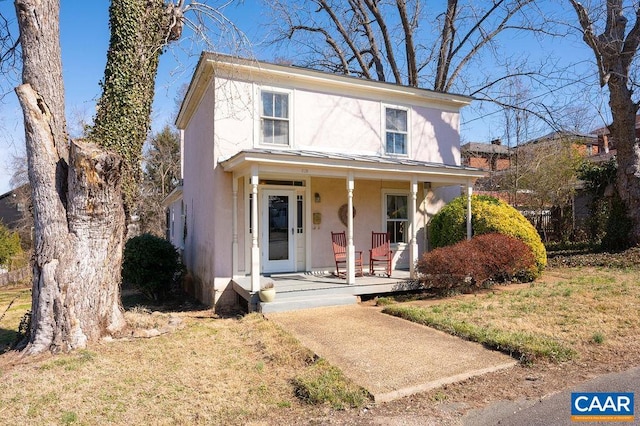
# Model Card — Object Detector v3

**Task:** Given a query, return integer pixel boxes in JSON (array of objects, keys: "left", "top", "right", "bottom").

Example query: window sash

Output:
[
  {"left": 385, "top": 194, "right": 408, "bottom": 243},
  {"left": 261, "top": 91, "right": 289, "bottom": 145},
  {"left": 386, "top": 132, "right": 406, "bottom": 154},
  {"left": 385, "top": 108, "right": 407, "bottom": 155}
]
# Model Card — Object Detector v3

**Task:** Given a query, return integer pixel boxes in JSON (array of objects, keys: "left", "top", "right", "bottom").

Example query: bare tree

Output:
[
  {"left": 14, "top": 0, "right": 183, "bottom": 353},
  {"left": 571, "top": 0, "right": 640, "bottom": 245},
  {"left": 139, "top": 125, "right": 181, "bottom": 236},
  {"left": 8, "top": 153, "right": 33, "bottom": 250},
  {"left": 13, "top": 0, "right": 241, "bottom": 354},
  {"left": 267, "top": 0, "right": 558, "bottom": 100},
  {"left": 0, "top": 10, "right": 20, "bottom": 95}
]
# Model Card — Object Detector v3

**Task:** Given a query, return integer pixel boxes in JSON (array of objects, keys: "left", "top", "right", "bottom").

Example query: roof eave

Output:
[
  {"left": 176, "top": 52, "right": 473, "bottom": 129},
  {"left": 220, "top": 151, "right": 485, "bottom": 182}
]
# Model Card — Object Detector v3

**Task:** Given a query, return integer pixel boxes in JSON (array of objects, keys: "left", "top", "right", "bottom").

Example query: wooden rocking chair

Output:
[
  {"left": 369, "top": 232, "right": 392, "bottom": 277},
  {"left": 331, "top": 231, "right": 363, "bottom": 278}
]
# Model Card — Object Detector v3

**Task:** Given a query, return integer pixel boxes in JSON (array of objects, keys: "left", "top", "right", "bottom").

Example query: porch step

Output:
[{"left": 259, "top": 294, "right": 358, "bottom": 314}]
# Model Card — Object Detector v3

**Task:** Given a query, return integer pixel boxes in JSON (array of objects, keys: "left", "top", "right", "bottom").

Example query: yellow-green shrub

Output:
[{"left": 429, "top": 195, "right": 546, "bottom": 274}]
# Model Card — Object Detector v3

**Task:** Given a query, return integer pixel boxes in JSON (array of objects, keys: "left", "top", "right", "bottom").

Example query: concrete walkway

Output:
[{"left": 266, "top": 304, "right": 516, "bottom": 403}]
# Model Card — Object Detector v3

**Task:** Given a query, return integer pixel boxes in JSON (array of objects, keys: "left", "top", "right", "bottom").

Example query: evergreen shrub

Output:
[
  {"left": 0, "top": 223, "right": 22, "bottom": 270},
  {"left": 417, "top": 233, "right": 536, "bottom": 290},
  {"left": 429, "top": 195, "right": 547, "bottom": 274},
  {"left": 122, "top": 233, "right": 182, "bottom": 301}
]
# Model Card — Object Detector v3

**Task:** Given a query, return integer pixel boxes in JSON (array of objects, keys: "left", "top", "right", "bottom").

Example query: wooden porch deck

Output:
[{"left": 232, "top": 270, "right": 424, "bottom": 313}]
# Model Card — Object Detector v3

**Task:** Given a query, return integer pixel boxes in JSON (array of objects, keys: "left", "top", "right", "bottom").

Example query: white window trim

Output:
[
  {"left": 254, "top": 85, "right": 294, "bottom": 148},
  {"left": 381, "top": 189, "right": 410, "bottom": 246},
  {"left": 382, "top": 104, "right": 410, "bottom": 157}
]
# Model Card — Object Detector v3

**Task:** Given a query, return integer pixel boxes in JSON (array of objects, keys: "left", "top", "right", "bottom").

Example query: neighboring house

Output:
[
  {"left": 0, "top": 185, "right": 27, "bottom": 230},
  {"left": 461, "top": 139, "right": 512, "bottom": 172},
  {"left": 588, "top": 116, "right": 635, "bottom": 158},
  {"left": 519, "top": 130, "right": 599, "bottom": 156},
  {"left": 167, "top": 53, "right": 484, "bottom": 311}
]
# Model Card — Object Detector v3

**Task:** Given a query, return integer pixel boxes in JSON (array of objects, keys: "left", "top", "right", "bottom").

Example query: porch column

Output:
[
  {"left": 346, "top": 172, "right": 356, "bottom": 284},
  {"left": 466, "top": 180, "right": 473, "bottom": 240},
  {"left": 232, "top": 176, "right": 238, "bottom": 276},
  {"left": 250, "top": 169, "right": 260, "bottom": 292},
  {"left": 409, "top": 177, "right": 419, "bottom": 278}
]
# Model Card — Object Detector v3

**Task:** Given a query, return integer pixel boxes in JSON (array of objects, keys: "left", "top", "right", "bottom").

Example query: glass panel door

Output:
[{"left": 262, "top": 190, "right": 295, "bottom": 273}]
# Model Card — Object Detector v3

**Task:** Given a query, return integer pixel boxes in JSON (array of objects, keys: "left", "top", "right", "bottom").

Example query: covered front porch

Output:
[
  {"left": 232, "top": 270, "right": 421, "bottom": 313},
  {"left": 220, "top": 148, "right": 484, "bottom": 312}
]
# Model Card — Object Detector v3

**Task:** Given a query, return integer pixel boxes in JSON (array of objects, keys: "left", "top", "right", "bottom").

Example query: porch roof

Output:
[{"left": 219, "top": 149, "right": 485, "bottom": 185}]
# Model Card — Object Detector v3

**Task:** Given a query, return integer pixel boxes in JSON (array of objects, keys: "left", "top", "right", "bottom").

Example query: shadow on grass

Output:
[{"left": 0, "top": 328, "right": 19, "bottom": 353}]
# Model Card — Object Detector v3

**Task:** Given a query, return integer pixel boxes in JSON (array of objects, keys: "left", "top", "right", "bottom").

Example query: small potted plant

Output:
[{"left": 258, "top": 281, "right": 276, "bottom": 302}]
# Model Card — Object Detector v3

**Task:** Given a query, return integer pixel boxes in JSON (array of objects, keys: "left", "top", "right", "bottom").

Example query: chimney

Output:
[{"left": 491, "top": 138, "right": 502, "bottom": 146}]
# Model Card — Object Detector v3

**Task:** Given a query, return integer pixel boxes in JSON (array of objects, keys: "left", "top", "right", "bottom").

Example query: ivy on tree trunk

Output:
[{"left": 14, "top": 0, "right": 182, "bottom": 354}]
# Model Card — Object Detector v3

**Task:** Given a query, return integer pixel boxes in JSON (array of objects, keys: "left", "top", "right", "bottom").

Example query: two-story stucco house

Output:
[{"left": 165, "top": 52, "right": 484, "bottom": 312}]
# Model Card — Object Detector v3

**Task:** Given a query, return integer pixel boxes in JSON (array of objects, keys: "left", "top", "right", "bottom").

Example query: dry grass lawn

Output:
[
  {"left": 0, "top": 265, "right": 639, "bottom": 425},
  {"left": 0, "top": 302, "right": 365, "bottom": 425},
  {"left": 398, "top": 267, "right": 640, "bottom": 360}
]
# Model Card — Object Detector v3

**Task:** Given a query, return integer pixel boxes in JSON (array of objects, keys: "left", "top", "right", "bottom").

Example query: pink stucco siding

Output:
[
  {"left": 182, "top": 82, "right": 235, "bottom": 306},
  {"left": 209, "top": 75, "right": 463, "bottom": 163},
  {"left": 174, "top": 55, "right": 481, "bottom": 311}
]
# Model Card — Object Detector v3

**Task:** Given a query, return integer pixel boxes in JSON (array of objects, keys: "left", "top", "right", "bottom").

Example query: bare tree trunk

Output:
[
  {"left": 608, "top": 81, "right": 640, "bottom": 243},
  {"left": 16, "top": 84, "right": 126, "bottom": 353},
  {"left": 435, "top": 0, "right": 457, "bottom": 91},
  {"left": 14, "top": 0, "right": 127, "bottom": 353},
  {"left": 396, "top": 0, "right": 418, "bottom": 87},
  {"left": 571, "top": 0, "right": 640, "bottom": 244},
  {"left": 14, "top": 0, "right": 182, "bottom": 354}
]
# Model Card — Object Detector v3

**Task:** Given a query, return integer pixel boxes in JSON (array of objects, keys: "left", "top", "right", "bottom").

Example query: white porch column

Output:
[
  {"left": 232, "top": 176, "right": 238, "bottom": 277},
  {"left": 250, "top": 168, "right": 260, "bottom": 292},
  {"left": 466, "top": 180, "right": 473, "bottom": 240},
  {"left": 346, "top": 172, "right": 356, "bottom": 284},
  {"left": 409, "top": 177, "right": 419, "bottom": 278}
]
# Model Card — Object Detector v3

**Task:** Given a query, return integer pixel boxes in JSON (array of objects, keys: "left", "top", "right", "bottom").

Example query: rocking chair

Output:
[
  {"left": 369, "top": 232, "right": 392, "bottom": 277},
  {"left": 330, "top": 231, "right": 363, "bottom": 278}
]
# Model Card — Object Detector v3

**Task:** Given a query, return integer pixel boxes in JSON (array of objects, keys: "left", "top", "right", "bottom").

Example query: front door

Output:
[{"left": 262, "top": 190, "right": 296, "bottom": 273}]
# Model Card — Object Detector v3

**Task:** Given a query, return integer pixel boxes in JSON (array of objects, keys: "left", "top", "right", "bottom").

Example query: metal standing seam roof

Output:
[{"left": 219, "top": 148, "right": 485, "bottom": 176}]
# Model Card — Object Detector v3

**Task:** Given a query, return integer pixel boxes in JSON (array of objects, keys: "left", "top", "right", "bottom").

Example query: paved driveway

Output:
[{"left": 266, "top": 304, "right": 516, "bottom": 403}]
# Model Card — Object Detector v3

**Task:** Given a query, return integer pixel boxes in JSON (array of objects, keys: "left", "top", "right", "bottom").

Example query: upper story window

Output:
[
  {"left": 261, "top": 91, "right": 289, "bottom": 145},
  {"left": 385, "top": 107, "right": 408, "bottom": 155}
]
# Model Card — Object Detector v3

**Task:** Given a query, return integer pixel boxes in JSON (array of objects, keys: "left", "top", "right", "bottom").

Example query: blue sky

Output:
[{"left": 0, "top": 0, "right": 609, "bottom": 194}]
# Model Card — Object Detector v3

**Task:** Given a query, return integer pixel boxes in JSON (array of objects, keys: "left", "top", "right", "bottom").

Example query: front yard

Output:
[
  {"left": 383, "top": 267, "right": 639, "bottom": 364},
  {"left": 0, "top": 256, "right": 639, "bottom": 424}
]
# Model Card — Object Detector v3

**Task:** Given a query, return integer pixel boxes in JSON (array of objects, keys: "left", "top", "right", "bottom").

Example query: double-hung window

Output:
[
  {"left": 385, "top": 107, "right": 408, "bottom": 155},
  {"left": 385, "top": 194, "right": 408, "bottom": 243},
  {"left": 261, "top": 91, "right": 289, "bottom": 145}
]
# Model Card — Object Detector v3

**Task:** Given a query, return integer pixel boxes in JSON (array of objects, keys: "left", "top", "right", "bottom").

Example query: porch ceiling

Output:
[{"left": 219, "top": 148, "right": 485, "bottom": 184}]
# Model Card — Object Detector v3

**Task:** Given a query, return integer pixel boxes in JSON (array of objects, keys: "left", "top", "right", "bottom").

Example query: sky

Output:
[{"left": 0, "top": 0, "right": 610, "bottom": 195}]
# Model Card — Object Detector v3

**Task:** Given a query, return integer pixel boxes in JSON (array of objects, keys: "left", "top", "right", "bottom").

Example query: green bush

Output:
[
  {"left": 417, "top": 233, "right": 536, "bottom": 290},
  {"left": 429, "top": 195, "right": 546, "bottom": 274},
  {"left": 578, "top": 159, "right": 632, "bottom": 250},
  {"left": 0, "top": 223, "right": 22, "bottom": 270},
  {"left": 122, "top": 233, "right": 182, "bottom": 301}
]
